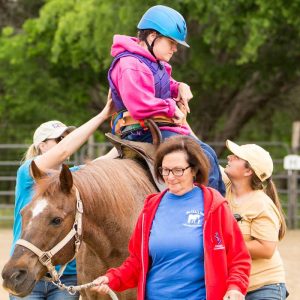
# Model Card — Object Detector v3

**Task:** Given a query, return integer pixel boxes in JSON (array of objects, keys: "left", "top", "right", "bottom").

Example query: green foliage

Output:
[
  {"left": 1, "top": 0, "right": 300, "bottom": 144},
  {"left": 183, "top": 0, "right": 300, "bottom": 64}
]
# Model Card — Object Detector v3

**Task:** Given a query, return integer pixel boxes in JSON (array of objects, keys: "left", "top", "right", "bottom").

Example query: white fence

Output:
[{"left": 1, "top": 141, "right": 299, "bottom": 228}]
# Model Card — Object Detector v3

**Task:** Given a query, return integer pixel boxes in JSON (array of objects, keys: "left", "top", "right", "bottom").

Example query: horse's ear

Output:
[
  {"left": 59, "top": 164, "right": 73, "bottom": 194},
  {"left": 30, "top": 160, "right": 46, "bottom": 180}
]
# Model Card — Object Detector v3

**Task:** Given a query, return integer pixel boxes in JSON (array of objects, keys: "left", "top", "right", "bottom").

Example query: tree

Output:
[
  {"left": 0, "top": 0, "right": 300, "bottom": 148},
  {"left": 181, "top": 0, "right": 300, "bottom": 147},
  {"left": 0, "top": 0, "right": 44, "bottom": 28}
]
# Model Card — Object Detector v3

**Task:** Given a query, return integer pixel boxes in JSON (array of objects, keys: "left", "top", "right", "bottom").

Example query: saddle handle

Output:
[{"left": 145, "top": 119, "right": 162, "bottom": 146}]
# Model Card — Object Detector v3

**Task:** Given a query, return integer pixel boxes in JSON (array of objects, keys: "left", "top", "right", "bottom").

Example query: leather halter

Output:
[{"left": 16, "top": 187, "right": 83, "bottom": 281}]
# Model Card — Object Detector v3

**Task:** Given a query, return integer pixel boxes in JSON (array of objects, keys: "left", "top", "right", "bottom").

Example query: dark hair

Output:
[
  {"left": 245, "top": 161, "right": 287, "bottom": 240},
  {"left": 154, "top": 136, "right": 210, "bottom": 184},
  {"left": 137, "top": 29, "right": 159, "bottom": 41}
]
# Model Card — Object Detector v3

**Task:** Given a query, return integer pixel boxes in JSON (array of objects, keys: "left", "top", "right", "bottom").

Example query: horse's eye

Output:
[{"left": 51, "top": 217, "right": 62, "bottom": 226}]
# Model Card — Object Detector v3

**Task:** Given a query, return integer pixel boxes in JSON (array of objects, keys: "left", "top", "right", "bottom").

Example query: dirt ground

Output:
[{"left": 1, "top": 229, "right": 299, "bottom": 300}]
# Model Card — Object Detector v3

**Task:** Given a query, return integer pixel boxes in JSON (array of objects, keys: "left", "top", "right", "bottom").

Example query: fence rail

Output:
[{"left": 1, "top": 141, "right": 299, "bottom": 228}]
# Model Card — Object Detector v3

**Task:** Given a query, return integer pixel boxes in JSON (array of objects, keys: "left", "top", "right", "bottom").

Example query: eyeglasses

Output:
[
  {"left": 158, "top": 166, "right": 191, "bottom": 177},
  {"left": 233, "top": 214, "right": 243, "bottom": 222}
]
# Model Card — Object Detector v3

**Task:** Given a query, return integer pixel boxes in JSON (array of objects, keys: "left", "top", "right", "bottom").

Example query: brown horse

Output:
[{"left": 2, "top": 157, "right": 157, "bottom": 299}]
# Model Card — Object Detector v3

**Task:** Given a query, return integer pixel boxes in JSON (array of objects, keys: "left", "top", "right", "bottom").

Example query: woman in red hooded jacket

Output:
[{"left": 92, "top": 136, "right": 251, "bottom": 300}]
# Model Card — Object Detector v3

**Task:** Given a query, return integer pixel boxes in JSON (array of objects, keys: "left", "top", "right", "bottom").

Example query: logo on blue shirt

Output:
[{"left": 183, "top": 210, "right": 204, "bottom": 227}]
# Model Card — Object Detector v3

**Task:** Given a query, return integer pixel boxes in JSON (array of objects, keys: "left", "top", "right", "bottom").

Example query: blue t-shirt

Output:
[
  {"left": 146, "top": 186, "right": 206, "bottom": 300},
  {"left": 11, "top": 159, "right": 80, "bottom": 275}
]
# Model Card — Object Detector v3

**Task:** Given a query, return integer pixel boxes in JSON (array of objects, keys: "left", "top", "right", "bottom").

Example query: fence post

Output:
[
  {"left": 287, "top": 170, "right": 297, "bottom": 228},
  {"left": 288, "top": 122, "right": 300, "bottom": 228},
  {"left": 87, "top": 135, "right": 95, "bottom": 159}
]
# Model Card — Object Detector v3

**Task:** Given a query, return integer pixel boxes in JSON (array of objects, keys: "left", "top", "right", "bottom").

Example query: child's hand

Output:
[
  {"left": 177, "top": 83, "right": 193, "bottom": 113},
  {"left": 177, "top": 101, "right": 188, "bottom": 118},
  {"left": 173, "top": 105, "right": 186, "bottom": 125}
]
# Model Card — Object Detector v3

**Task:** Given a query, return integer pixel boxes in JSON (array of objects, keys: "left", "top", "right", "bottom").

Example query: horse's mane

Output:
[{"left": 33, "top": 158, "right": 157, "bottom": 219}]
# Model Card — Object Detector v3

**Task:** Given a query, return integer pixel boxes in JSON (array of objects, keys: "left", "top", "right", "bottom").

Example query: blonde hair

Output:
[
  {"left": 246, "top": 161, "right": 287, "bottom": 240},
  {"left": 21, "top": 144, "right": 41, "bottom": 162}
]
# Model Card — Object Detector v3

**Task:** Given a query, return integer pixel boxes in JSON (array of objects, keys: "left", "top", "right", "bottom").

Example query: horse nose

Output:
[
  {"left": 11, "top": 269, "right": 28, "bottom": 282},
  {"left": 2, "top": 267, "right": 28, "bottom": 290},
  {"left": 2, "top": 261, "right": 37, "bottom": 297}
]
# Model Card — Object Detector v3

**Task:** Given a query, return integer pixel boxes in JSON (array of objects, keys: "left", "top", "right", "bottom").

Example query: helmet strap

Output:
[
  {"left": 145, "top": 35, "right": 163, "bottom": 70},
  {"left": 145, "top": 38, "right": 157, "bottom": 59}
]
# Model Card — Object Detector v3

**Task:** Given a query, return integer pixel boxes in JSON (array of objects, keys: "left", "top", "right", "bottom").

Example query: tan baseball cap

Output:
[
  {"left": 33, "top": 120, "right": 75, "bottom": 148},
  {"left": 226, "top": 140, "right": 273, "bottom": 182}
]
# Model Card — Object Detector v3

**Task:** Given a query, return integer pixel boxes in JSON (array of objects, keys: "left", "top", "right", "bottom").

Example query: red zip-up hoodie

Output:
[{"left": 106, "top": 185, "right": 251, "bottom": 299}]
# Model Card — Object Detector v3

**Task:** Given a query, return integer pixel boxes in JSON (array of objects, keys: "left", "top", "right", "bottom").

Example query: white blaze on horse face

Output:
[
  {"left": 28, "top": 199, "right": 49, "bottom": 228},
  {"left": 27, "top": 198, "right": 48, "bottom": 229}
]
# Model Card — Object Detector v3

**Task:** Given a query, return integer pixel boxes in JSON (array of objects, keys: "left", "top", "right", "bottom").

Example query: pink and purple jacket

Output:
[
  {"left": 106, "top": 185, "right": 251, "bottom": 300},
  {"left": 109, "top": 35, "right": 190, "bottom": 135}
]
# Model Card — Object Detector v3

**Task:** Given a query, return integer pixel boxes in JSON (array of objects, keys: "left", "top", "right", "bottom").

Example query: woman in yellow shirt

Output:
[{"left": 223, "top": 140, "right": 288, "bottom": 300}]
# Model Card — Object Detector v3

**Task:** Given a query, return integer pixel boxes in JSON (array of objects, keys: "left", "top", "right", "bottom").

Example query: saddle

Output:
[{"left": 105, "top": 120, "right": 166, "bottom": 192}]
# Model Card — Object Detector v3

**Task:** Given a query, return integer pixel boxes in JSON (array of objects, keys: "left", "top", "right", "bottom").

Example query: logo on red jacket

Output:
[{"left": 213, "top": 232, "right": 225, "bottom": 250}]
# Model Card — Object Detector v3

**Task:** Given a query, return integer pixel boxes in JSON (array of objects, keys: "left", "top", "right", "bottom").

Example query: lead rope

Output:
[{"left": 51, "top": 278, "right": 118, "bottom": 300}]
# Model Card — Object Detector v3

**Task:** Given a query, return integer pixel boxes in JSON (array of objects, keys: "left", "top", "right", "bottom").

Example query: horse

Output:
[{"left": 2, "top": 156, "right": 157, "bottom": 299}]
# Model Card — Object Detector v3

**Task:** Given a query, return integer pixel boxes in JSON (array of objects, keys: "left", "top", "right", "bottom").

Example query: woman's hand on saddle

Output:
[
  {"left": 101, "top": 89, "right": 116, "bottom": 119},
  {"left": 173, "top": 104, "right": 186, "bottom": 125},
  {"left": 177, "top": 82, "right": 193, "bottom": 113},
  {"left": 91, "top": 275, "right": 110, "bottom": 294},
  {"left": 223, "top": 289, "right": 245, "bottom": 300}
]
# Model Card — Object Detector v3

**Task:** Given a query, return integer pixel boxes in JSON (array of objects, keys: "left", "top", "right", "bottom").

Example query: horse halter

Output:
[{"left": 15, "top": 187, "right": 83, "bottom": 282}]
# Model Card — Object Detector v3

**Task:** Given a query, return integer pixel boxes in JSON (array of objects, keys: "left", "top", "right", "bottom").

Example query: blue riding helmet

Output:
[{"left": 137, "top": 5, "right": 189, "bottom": 47}]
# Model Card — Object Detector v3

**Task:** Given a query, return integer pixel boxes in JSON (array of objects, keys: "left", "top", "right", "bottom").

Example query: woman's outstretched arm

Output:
[{"left": 35, "top": 90, "right": 115, "bottom": 171}]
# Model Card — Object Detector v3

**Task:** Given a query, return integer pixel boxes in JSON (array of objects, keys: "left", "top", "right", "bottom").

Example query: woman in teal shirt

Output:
[{"left": 9, "top": 93, "right": 113, "bottom": 300}]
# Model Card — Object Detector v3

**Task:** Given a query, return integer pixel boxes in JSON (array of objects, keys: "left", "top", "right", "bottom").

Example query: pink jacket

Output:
[
  {"left": 106, "top": 185, "right": 251, "bottom": 299},
  {"left": 110, "top": 35, "right": 190, "bottom": 135}
]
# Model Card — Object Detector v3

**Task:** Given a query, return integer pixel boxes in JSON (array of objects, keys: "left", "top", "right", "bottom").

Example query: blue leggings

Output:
[{"left": 124, "top": 129, "right": 225, "bottom": 195}]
